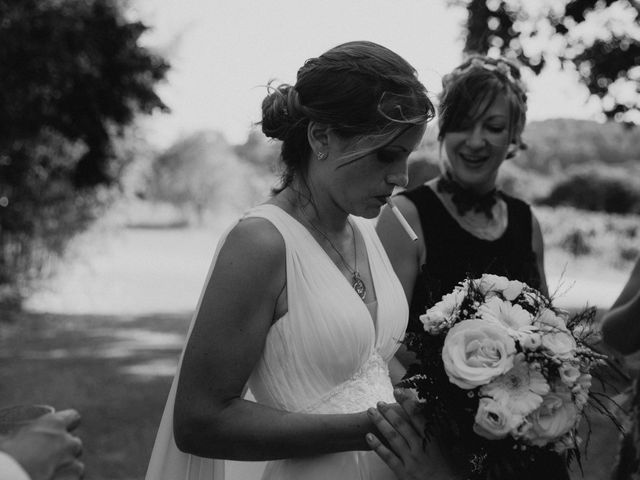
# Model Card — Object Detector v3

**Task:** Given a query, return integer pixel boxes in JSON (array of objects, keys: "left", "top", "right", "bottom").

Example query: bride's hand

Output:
[{"left": 365, "top": 389, "right": 460, "bottom": 480}]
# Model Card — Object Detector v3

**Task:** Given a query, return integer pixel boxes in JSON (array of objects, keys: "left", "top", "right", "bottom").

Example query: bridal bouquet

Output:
[{"left": 401, "top": 274, "right": 606, "bottom": 478}]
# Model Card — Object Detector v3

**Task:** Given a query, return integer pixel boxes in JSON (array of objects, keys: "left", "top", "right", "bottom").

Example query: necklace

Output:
[
  {"left": 299, "top": 210, "right": 367, "bottom": 301},
  {"left": 437, "top": 173, "right": 501, "bottom": 219}
]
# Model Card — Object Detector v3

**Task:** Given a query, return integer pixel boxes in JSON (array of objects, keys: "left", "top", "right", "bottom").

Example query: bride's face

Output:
[{"left": 322, "top": 125, "right": 425, "bottom": 218}]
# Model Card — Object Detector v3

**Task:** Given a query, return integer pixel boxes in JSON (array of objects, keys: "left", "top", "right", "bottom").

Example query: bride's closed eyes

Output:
[{"left": 376, "top": 146, "right": 410, "bottom": 164}]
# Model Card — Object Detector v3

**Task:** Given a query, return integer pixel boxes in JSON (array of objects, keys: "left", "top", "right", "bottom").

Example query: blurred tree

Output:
[
  {"left": 0, "top": 0, "right": 169, "bottom": 307},
  {"left": 146, "top": 132, "right": 235, "bottom": 225},
  {"left": 145, "top": 131, "right": 275, "bottom": 225},
  {"left": 448, "top": 0, "right": 640, "bottom": 123},
  {"left": 233, "top": 129, "right": 280, "bottom": 176},
  {"left": 0, "top": 0, "right": 169, "bottom": 186}
]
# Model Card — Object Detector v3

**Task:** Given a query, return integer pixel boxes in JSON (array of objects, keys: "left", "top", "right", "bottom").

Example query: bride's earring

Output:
[{"left": 317, "top": 151, "right": 327, "bottom": 160}]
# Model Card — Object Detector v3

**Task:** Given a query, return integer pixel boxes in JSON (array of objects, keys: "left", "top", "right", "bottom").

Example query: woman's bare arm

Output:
[
  {"left": 531, "top": 213, "right": 549, "bottom": 298},
  {"left": 601, "top": 258, "right": 640, "bottom": 355},
  {"left": 173, "top": 217, "right": 375, "bottom": 460}
]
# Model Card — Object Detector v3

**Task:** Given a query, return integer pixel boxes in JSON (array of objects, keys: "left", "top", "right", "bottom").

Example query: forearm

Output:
[
  {"left": 175, "top": 398, "right": 374, "bottom": 460},
  {"left": 601, "top": 290, "right": 640, "bottom": 355}
]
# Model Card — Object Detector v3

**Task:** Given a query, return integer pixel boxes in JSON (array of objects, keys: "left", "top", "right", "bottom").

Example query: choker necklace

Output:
[
  {"left": 300, "top": 211, "right": 366, "bottom": 301},
  {"left": 436, "top": 174, "right": 501, "bottom": 219}
]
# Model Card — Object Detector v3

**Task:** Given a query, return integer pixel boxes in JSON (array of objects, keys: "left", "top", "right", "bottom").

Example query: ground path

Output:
[
  {"left": 25, "top": 224, "right": 631, "bottom": 315},
  {"left": 17, "top": 222, "right": 634, "bottom": 479}
]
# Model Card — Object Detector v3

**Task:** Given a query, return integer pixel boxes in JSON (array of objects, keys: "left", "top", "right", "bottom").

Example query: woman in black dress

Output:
[{"left": 374, "top": 55, "right": 568, "bottom": 480}]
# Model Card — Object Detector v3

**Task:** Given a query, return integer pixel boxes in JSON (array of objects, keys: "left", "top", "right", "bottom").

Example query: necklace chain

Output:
[{"left": 299, "top": 209, "right": 367, "bottom": 301}]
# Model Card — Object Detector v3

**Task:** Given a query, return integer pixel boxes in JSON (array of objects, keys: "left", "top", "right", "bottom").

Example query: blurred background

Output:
[{"left": 0, "top": 0, "right": 638, "bottom": 479}]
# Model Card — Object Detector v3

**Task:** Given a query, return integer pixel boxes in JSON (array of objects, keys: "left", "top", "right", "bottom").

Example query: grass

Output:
[
  {"left": 0, "top": 311, "right": 190, "bottom": 480},
  {"left": 0, "top": 309, "right": 632, "bottom": 480}
]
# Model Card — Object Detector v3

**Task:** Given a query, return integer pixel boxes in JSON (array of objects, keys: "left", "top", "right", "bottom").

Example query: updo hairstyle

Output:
[
  {"left": 438, "top": 55, "right": 528, "bottom": 157},
  {"left": 261, "top": 41, "right": 434, "bottom": 191}
]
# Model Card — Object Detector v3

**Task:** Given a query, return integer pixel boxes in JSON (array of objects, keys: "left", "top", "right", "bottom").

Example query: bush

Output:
[
  {"left": 535, "top": 206, "right": 640, "bottom": 269},
  {"left": 560, "top": 229, "right": 592, "bottom": 257},
  {"left": 0, "top": 131, "right": 115, "bottom": 306},
  {"left": 539, "top": 166, "right": 640, "bottom": 214},
  {"left": 0, "top": 0, "right": 168, "bottom": 308}
]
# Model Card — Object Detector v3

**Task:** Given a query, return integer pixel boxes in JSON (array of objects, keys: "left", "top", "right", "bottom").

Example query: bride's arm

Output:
[{"left": 173, "top": 217, "right": 374, "bottom": 460}]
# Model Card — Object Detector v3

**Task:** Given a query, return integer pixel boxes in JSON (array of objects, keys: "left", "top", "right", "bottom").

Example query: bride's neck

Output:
[{"left": 280, "top": 183, "right": 348, "bottom": 234}]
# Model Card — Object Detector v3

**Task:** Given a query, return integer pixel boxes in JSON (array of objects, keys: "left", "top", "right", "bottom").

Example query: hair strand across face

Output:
[{"left": 259, "top": 41, "right": 435, "bottom": 193}]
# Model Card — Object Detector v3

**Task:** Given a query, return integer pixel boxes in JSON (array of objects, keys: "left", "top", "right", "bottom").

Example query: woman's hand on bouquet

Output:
[{"left": 366, "top": 388, "right": 461, "bottom": 480}]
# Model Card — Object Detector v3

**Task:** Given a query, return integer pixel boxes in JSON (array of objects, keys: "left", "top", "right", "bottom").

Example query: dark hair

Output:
[
  {"left": 260, "top": 41, "right": 434, "bottom": 191},
  {"left": 438, "top": 55, "right": 528, "bottom": 156}
]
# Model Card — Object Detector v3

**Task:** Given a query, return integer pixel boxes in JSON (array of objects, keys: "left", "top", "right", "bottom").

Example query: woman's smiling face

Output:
[{"left": 443, "top": 94, "right": 512, "bottom": 194}]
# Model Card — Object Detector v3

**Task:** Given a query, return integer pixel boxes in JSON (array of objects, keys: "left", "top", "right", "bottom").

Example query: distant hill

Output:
[{"left": 516, "top": 118, "right": 640, "bottom": 174}]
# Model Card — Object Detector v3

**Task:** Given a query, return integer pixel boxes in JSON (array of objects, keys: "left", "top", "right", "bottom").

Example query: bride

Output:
[{"left": 145, "top": 40, "right": 435, "bottom": 480}]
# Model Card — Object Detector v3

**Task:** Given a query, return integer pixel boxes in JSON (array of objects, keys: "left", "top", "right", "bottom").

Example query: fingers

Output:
[
  {"left": 369, "top": 402, "right": 425, "bottom": 457},
  {"left": 381, "top": 402, "right": 426, "bottom": 452},
  {"left": 365, "top": 433, "right": 405, "bottom": 477},
  {"left": 69, "top": 436, "right": 83, "bottom": 458},
  {"left": 54, "top": 459, "right": 85, "bottom": 480},
  {"left": 52, "top": 410, "right": 82, "bottom": 431},
  {"left": 54, "top": 434, "right": 85, "bottom": 480},
  {"left": 393, "top": 388, "right": 426, "bottom": 434}
]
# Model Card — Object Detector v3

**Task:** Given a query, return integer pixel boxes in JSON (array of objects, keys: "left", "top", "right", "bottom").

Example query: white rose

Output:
[
  {"left": 535, "top": 309, "right": 576, "bottom": 357},
  {"left": 520, "top": 387, "right": 580, "bottom": 447},
  {"left": 473, "top": 397, "right": 522, "bottom": 440},
  {"left": 442, "top": 319, "right": 516, "bottom": 389},
  {"left": 476, "top": 274, "right": 525, "bottom": 301},
  {"left": 536, "top": 308, "right": 568, "bottom": 332},
  {"left": 477, "top": 274, "right": 509, "bottom": 296},
  {"left": 502, "top": 280, "right": 525, "bottom": 301},
  {"left": 541, "top": 329, "right": 577, "bottom": 357}
]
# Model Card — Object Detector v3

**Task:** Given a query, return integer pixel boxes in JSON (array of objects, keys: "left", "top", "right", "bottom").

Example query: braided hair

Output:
[
  {"left": 438, "top": 55, "right": 528, "bottom": 158},
  {"left": 260, "top": 41, "right": 435, "bottom": 192}
]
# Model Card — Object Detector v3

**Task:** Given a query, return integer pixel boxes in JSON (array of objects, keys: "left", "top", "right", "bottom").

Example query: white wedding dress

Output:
[{"left": 145, "top": 204, "right": 408, "bottom": 480}]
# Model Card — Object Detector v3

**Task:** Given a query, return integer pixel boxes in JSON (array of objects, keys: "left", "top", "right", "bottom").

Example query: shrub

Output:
[
  {"left": 535, "top": 206, "right": 640, "bottom": 269},
  {"left": 0, "top": 130, "right": 115, "bottom": 306},
  {"left": 539, "top": 166, "right": 640, "bottom": 214},
  {"left": 560, "top": 229, "right": 592, "bottom": 257}
]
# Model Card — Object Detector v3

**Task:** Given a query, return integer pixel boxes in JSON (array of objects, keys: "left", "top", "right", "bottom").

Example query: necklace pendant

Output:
[{"left": 352, "top": 272, "right": 367, "bottom": 301}]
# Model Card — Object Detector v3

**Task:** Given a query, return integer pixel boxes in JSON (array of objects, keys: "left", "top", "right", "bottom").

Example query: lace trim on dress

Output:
[
  {"left": 300, "top": 352, "right": 394, "bottom": 414},
  {"left": 428, "top": 181, "right": 508, "bottom": 241}
]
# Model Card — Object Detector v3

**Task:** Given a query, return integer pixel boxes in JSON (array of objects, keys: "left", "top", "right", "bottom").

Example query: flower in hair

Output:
[
  {"left": 495, "top": 61, "right": 511, "bottom": 78},
  {"left": 444, "top": 56, "right": 528, "bottom": 101},
  {"left": 470, "top": 57, "right": 485, "bottom": 69}
]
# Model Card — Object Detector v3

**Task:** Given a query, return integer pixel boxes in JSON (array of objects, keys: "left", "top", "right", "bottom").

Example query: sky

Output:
[{"left": 130, "top": 0, "right": 602, "bottom": 148}]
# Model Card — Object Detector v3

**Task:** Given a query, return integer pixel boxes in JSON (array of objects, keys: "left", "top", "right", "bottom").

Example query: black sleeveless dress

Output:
[
  {"left": 399, "top": 184, "right": 570, "bottom": 480},
  {"left": 400, "top": 185, "right": 542, "bottom": 333}
]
